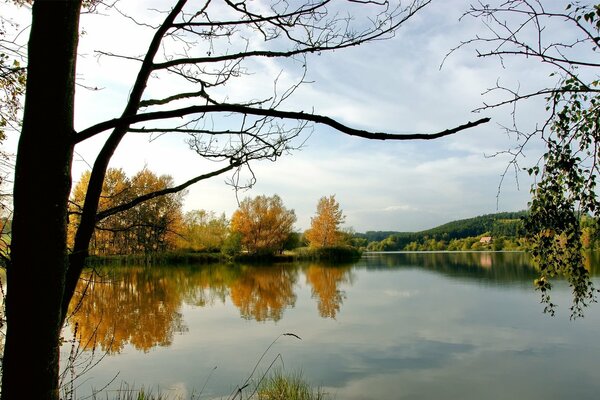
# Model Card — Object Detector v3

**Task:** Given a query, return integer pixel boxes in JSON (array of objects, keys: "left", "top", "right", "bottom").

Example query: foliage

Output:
[
  {"left": 175, "top": 210, "right": 229, "bottom": 252},
  {"left": 0, "top": 15, "right": 25, "bottom": 139},
  {"left": 366, "top": 211, "right": 527, "bottom": 251},
  {"left": 231, "top": 195, "right": 296, "bottom": 256},
  {"left": 221, "top": 231, "right": 243, "bottom": 258},
  {"left": 69, "top": 168, "right": 184, "bottom": 255},
  {"left": 355, "top": 231, "right": 401, "bottom": 242},
  {"left": 460, "top": 0, "right": 600, "bottom": 317},
  {"left": 305, "top": 195, "right": 345, "bottom": 248},
  {"left": 0, "top": 14, "right": 23, "bottom": 219}
]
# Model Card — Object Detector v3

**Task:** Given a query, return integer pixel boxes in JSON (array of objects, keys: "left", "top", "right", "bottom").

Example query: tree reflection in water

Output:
[
  {"left": 304, "top": 264, "right": 353, "bottom": 318},
  {"left": 229, "top": 265, "right": 298, "bottom": 322},
  {"left": 69, "top": 268, "right": 189, "bottom": 354},
  {"left": 68, "top": 262, "right": 356, "bottom": 352},
  {"left": 67, "top": 254, "right": 557, "bottom": 353}
]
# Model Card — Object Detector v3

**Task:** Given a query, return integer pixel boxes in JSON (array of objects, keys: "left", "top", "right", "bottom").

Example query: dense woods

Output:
[{"left": 365, "top": 211, "right": 600, "bottom": 252}]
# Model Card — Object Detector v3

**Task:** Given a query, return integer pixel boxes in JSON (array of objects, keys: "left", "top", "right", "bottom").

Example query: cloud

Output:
[
  {"left": 7, "top": 1, "right": 553, "bottom": 233},
  {"left": 383, "top": 205, "right": 417, "bottom": 212}
]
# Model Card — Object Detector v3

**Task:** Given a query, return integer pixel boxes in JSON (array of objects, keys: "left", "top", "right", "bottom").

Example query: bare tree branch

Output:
[
  {"left": 76, "top": 104, "right": 490, "bottom": 143},
  {"left": 96, "top": 162, "right": 241, "bottom": 221}
]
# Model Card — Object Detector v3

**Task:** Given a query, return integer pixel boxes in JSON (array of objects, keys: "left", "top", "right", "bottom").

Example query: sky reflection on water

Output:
[{"left": 64, "top": 252, "right": 600, "bottom": 400}]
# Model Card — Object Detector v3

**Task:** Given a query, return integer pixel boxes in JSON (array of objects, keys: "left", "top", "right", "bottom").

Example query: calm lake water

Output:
[{"left": 62, "top": 252, "right": 600, "bottom": 400}]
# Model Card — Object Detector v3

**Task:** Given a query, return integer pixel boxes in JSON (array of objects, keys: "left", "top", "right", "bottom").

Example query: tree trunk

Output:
[{"left": 1, "top": 2, "right": 81, "bottom": 400}]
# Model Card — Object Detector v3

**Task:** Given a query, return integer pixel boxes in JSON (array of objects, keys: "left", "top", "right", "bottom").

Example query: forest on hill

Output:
[
  {"left": 362, "top": 211, "right": 530, "bottom": 251},
  {"left": 361, "top": 210, "right": 600, "bottom": 252}
]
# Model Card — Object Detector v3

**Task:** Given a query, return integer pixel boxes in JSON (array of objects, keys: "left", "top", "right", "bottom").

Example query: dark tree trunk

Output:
[{"left": 1, "top": 2, "right": 82, "bottom": 400}]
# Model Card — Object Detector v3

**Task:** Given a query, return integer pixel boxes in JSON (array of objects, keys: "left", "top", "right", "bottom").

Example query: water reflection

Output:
[
  {"left": 69, "top": 268, "right": 189, "bottom": 353},
  {"left": 230, "top": 265, "right": 298, "bottom": 321},
  {"left": 360, "top": 252, "right": 540, "bottom": 285},
  {"left": 69, "top": 262, "right": 356, "bottom": 351},
  {"left": 64, "top": 252, "right": 600, "bottom": 400},
  {"left": 305, "top": 264, "right": 354, "bottom": 318},
  {"left": 69, "top": 252, "right": 598, "bottom": 353}
]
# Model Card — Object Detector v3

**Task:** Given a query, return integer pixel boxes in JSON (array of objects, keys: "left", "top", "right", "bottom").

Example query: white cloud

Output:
[{"left": 383, "top": 205, "right": 417, "bottom": 212}]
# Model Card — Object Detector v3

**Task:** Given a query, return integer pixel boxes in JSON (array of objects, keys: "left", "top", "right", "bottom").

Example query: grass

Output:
[
  {"left": 79, "top": 370, "right": 329, "bottom": 400},
  {"left": 291, "top": 246, "right": 362, "bottom": 262},
  {"left": 255, "top": 370, "right": 329, "bottom": 400},
  {"left": 87, "top": 384, "right": 182, "bottom": 400}
]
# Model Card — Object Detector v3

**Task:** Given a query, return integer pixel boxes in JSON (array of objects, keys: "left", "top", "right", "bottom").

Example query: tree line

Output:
[
  {"left": 68, "top": 168, "right": 355, "bottom": 259},
  {"left": 365, "top": 212, "right": 600, "bottom": 252}
]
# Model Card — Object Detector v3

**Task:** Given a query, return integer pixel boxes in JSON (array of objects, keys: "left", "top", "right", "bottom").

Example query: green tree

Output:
[
  {"left": 493, "top": 237, "right": 506, "bottom": 251},
  {"left": 3, "top": 2, "right": 488, "bottom": 399},
  {"left": 460, "top": 0, "right": 600, "bottom": 317},
  {"left": 221, "top": 231, "right": 242, "bottom": 258},
  {"left": 177, "top": 209, "right": 229, "bottom": 252}
]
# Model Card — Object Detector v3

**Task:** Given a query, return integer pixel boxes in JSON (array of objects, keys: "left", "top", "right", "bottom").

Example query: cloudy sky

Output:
[{"left": 6, "top": 0, "right": 575, "bottom": 232}]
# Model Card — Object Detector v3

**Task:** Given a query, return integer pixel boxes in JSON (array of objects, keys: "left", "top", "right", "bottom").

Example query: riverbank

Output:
[{"left": 84, "top": 246, "right": 362, "bottom": 266}]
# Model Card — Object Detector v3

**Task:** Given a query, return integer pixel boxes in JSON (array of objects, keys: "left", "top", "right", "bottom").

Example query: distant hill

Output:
[
  {"left": 361, "top": 211, "right": 528, "bottom": 251},
  {"left": 418, "top": 210, "right": 527, "bottom": 239},
  {"left": 355, "top": 231, "right": 401, "bottom": 242}
]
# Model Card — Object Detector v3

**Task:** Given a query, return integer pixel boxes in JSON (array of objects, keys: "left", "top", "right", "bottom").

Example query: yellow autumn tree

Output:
[
  {"left": 69, "top": 168, "right": 184, "bottom": 255},
  {"left": 68, "top": 168, "right": 131, "bottom": 252},
  {"left": 305, "top": 195, "right": 345, "bottom": 248},
  {"left": 230, "top": 194, "right": 296, "bottom": 255}
]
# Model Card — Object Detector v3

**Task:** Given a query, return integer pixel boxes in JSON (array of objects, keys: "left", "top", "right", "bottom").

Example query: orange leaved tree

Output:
[
  {"left": 305, "top": 195, "right": 345, "bottom": 248},
  {"left": 231, "top": 194, "right": 296, "bottom": 256}
]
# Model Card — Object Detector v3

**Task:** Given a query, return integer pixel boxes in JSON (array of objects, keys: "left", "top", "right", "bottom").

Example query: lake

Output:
[{"left": 62, "top": 252, "right": 600, "bottom": 399}]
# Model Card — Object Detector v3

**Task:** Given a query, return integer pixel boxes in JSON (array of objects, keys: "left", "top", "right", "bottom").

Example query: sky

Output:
[{"left": 4, "top": 0, "right": 577, "bottom": 233}]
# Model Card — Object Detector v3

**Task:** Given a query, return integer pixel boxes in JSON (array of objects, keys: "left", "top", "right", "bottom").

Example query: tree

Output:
[
  {"left": 305, "top": 195, "right": 345, "bottom": 248},
  {"left": 457, "top": 0, "right": 600, "bottom": 317},
  {"left": 230, "top": 194, "right": 296, "bottom": 255},
  {"left": 3, "top": 1, "right": 489, "bottom": 399},
  {"left": 176, "top": 209, "right": 229, "bottom": 252},
  {"left": 0, "top": 16, "right": 24, "bottom": 141},
  {"left": 69, "top": 168, "right": 184, "bottom": 255},
  {"left": 0, "top": 11, "right": 25, "bottom": 229}
]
